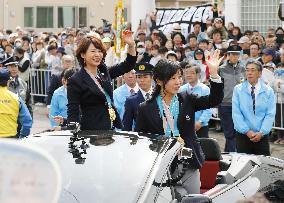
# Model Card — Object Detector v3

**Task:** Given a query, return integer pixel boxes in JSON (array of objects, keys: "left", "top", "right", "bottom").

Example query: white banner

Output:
[{"left": 156, "top": 4, "right": 213, "bottom": 37}]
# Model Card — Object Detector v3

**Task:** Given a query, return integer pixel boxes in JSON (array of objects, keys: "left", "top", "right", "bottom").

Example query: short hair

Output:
[
  {"left": 245, "top": 59, "right": 263, "bottom": 72},
  {"left": 193, "top": 22, "right": 201, "bottom": 27},
  {"left": 199, "top": 39, "right": 209, "bottom": 45},
  {"left": 76, "top": 36, "right": 106, "bottom": 68},
  {"left": 63, "top": 68, "right": 76, "bottom": 80},
  {"left": 187, "top": 34, "right": 197, "bottom": 41},
  {"left": 158, "top": 46, "right": 168, "bottom": 55},
  {"left": 184, "top": 61, "right": 201, "bottom": 74},
  {"left": 14, "top": 47, "right": 25, "bottom": 55},
  {"left": 250, "top": 42, "right": 260, "bottom": 49},
  {"left": 62, "top": 55, "right": 75, "bottom": 62}
]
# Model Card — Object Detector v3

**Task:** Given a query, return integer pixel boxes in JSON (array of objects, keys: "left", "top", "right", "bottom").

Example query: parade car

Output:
[{"left": 17, "top": 129, "right": 284, "bottom": 203}]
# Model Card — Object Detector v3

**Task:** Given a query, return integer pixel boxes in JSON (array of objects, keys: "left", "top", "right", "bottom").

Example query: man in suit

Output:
[
  {"left": 179, "top": 63, "right": 212, "bottom": 138},
  {"left": 232, "top": 59, "right": 275, "bottom": 155},
  {"left": 113, "top": 70, "right": 139, "bottom": 120},
  {"left": 123, "top": 62, "right": 154, "bottom": 131}
]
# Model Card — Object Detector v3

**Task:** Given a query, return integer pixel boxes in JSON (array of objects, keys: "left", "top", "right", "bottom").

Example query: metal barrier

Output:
[{"left": 29, "top": 68, "right": 51, "bottom": 103}]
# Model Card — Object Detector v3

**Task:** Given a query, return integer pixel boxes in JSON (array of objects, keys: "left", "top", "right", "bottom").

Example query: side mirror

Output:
[{"left": 181, "top": 194, "right": 212, "bottom": 203}]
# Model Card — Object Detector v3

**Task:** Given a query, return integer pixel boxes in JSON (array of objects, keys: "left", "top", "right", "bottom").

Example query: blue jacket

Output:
[
  {"left": 179, "top": 82, "right": 212, "bottom": 126},
  {"left": 232, "top": 80, "right": 276, "bottom": 135},
  {"left": 18, "top": 97, "right": 33, "bottom": 138},
  {"left": 123, "top": 90, "right": 145, "bottom": 131},
  {"left": 113, "top": 84, "right": 132, "bottom": 120},
  {"left": 49, "top": 86, "right": 68, "bottom": 127}
]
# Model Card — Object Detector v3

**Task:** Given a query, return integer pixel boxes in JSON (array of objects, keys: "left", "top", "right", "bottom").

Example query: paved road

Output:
[{"left": 31, "top": 105, "right": 284, "bottom": 160}]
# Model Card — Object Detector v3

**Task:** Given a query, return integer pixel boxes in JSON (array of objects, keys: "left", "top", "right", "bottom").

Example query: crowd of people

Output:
[{"left": 0, "top": 10, "right": 283, "bottom": 199}]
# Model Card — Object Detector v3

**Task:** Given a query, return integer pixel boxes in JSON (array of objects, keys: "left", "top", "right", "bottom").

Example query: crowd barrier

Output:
[{"left": 28, "top": 69, "right": 284, "bottom": 131}]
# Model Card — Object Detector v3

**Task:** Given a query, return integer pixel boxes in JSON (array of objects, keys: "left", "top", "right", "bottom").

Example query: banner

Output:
[
  {"left": 113, "top": 0, "right": 125, "bottom": 58},
  {"left": 156, "top": 4, "right": 213, "bottom": 37}
]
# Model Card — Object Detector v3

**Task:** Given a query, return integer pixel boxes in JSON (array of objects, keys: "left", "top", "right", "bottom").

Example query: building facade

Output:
[{"left": 0, "top": 0, "right": 131, "bottom": 32}]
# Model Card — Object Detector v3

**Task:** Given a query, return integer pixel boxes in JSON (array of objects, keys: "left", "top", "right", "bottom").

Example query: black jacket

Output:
[
  {"left": 67, "top": 54, "right": 137, "bottom": 130},
  {"left": 135, "top": 80, "right": 224, "bottom": 169},
  {"left": 122, "top": 90, "right": 145, "bottom": 131},
  {"left": 46, "top": 73, "right": 62, "bottom": 105}
]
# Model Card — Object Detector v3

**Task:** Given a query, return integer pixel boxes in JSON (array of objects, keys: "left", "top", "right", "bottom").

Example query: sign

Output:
[{"left": 156, "top": 4, "right": 213, "bottom": 37}]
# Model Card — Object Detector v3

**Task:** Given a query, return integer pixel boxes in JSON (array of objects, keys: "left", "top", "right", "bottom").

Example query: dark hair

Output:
[
  {"left": 76, "top": 37, "right": 107, "bottom": 67},
  {"left": 199, "top": 39, "right": 209, "bottom": 45},
  {"left": 187, "top": 33, "right": 197, "bottom": 41},
  {"left": 212, "top": 29, "right": 222, "bottom": 36},
  {"left": 22, "top": 36, "right": 31, "bottom": 43},
  {"left": 171, "top": 32, "right": 186, "bottom": 44},
  {"left": 0, "top": 81, "right": 8, "bottom": 87},
  {"left": 158, "top": 46, "right": 168, "bottom": 54},
  {"left": 47, "top": 45, "right": 57, "bottom": 52},
  {"left": 193, "top": 22, "right": 201, "bottom": 27},
  {"left": 194, "top": 48, "right": 205, "bottom": 61},
  {"left": 185, "top": 63, "right": 201, "bottom": 74},
  {"left": 151, "top": 59, "right": 182, "bottom": 100},
  {"left": 250, "top": 42, "right": 260, "bottom": 49},
  {"left": 14, "top": 47, "right": 25, "bottom": 55},
  {"left": 63, "top": 68, "right": 76, "bottom": 80},
  {"left": 276, "top": 62, "right": 284, "bottom": 68}
]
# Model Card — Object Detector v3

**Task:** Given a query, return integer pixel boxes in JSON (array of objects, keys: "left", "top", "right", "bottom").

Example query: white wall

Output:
[
  {"left": 224, "top": 0, "right": 241, "bottom": 26},
  {"left": 131, "top": 0, "right": 155, "bottom": 32}
]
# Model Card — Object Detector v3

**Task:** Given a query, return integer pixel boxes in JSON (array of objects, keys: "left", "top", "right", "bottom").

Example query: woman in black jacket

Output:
[
  {"left": 67, "top": 33, "right": 137, "bottom": 130},
  {"left": 135, "top": 50, "right": 224, "bottom": 194}
]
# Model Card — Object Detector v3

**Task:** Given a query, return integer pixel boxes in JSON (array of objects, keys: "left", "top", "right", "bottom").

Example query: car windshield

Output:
[{"left": 25, "top": 131, "right": 168, "bottom": 203}]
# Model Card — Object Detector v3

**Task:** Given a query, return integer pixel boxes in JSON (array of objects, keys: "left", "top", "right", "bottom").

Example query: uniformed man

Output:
[
  {"left": 0, "top": 68, "right": 32, "bottom": 138},
  {"left": 122, "top": 62, "right": 154, "bottom": 131}
]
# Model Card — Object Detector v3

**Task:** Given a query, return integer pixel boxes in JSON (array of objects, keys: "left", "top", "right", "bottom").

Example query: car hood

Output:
[{"left": 23, "top": 130, "right": 177, "bottom": 203}]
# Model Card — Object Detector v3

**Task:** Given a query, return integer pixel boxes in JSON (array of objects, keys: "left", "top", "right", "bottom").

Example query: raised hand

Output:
[
  {"left": 122, "top": 30, "right": 135, "bottom": 47},
  {"left": 205, "top": 49, "right": 224, "bottom": 78}
]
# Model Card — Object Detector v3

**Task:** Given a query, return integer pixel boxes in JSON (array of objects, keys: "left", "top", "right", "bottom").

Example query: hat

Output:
[
  {"left": 137, "top": 42, "right": 145, "bottom": 48},
  {"left": 134, "top": 62, "right": 154, "bottom": 75},
  {"left": 214, "top": 18, "right": 223, "bottom": 23},
  {"left": 102, "top": 37, "right": 111, "bottom": 43},
  {"left": 194, "top": 48, "right": 204, "bottom": 54},
  {"left": 1, "top": 57, "right": 18, "bottom": 66},
  {"left": 152, "top": 29, "right": 159, "bottom": 34},
  {"left": 263, "top": 62, "right": 276, "bottom": 69},
  {"left": 172, "top": 23, "right": 181, "bottom": 33},
  {"left": 9, "top": 33, "right": 18, "bottom": 38},
  {"left": 262, "top": 47, "right": 275, "bottom": 56},
  {"left": 56, "top": 47, "right": 66, "bottom": 55},
  {"left": 227, "top": 45, "right": 242, "bottom": 53},
  {"left": 237, "top": 36, "right": 250, "bottom": 44},
  {"left": 166, "top": 50, "right": 178, "bottom": 58},
  {"left": 137, "top": 30, "right": 146, "bottom": 35},
  {"left": 0, "top": 69, "right": 10, "bottom": 82}
]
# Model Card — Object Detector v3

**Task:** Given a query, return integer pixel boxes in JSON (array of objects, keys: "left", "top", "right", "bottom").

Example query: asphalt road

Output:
[{"left": 31, "top": 105, "right": 284, "bottom": 160}]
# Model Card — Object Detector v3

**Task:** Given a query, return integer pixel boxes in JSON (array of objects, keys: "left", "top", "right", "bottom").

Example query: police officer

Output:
[
  {"left": 0, "top": 68, "right": 32, "bottom": 138},
  {"left": 123, "top": 62, "right": 154, "bottom": 131}
]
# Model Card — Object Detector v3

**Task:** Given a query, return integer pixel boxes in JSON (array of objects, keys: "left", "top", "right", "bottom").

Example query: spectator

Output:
[
  {"left": 123, "top": 62, "right": 153, "bottom": 131},
  {"left": 238, "top": 36, "right": 251, "bottom": 56},
  {"left": 172, "top": 32, "right": 185, "bottom": 49},
  {"left": 192, "top": 22, "right": 207, "bottom": 43},
  {"left": 46, "top": 55, "right": 75, "bottom": 115},
  {"left": 165, "top": 50, "right": 177, "bottom": 62},
  {"left": 136, "top": 41, "right": 151, "bottom": 63},
  {"left": 13, "top": 47, "right": 31, "bottom": 83},
  {"left": 193, "top": 48, "right": 209, "bottom": 83},
  {"left": 207, "top": 17, "right": 228, "bottom": 40},
  {"left": 0, "top": 69, "right": 32, "bottom": 138},
  {"left": 232, "top": 59, "right": 275, "bottom": 155},
  {"left": 149, "top": 44, "right": 161, "bottom": 66},
  {"left": 273, "top": 62, "right": 284, "bottom": 144},
  {"left": 261, "top": 47, "right": 275, "bottom": 66},
  {"left": 179, "top": 63, "right": 212, "bottom": 138},
  {"left": 165, "top": 39, "right": 174, "bottom": 51},
  {"left": 49, "top": 68, "right": 75, "bottom": 130},
  {"left": 249, "top": 43, "right": 261, "bottom": 60},
  {"left": 219, "top": 45, "right": 245, "bottom": 152},
  {"left": 113, "top": 70, "right": 138, "bottom": 120}
]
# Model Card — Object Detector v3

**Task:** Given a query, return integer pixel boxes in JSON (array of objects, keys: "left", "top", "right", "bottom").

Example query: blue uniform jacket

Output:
[
  {"left": 18, "top": 97, "right": 33, "bottom": 138},
  {"left": 179, "top": 82, "right": 212, "bottom": 126},
  {"left": 49, "top": 86, "right": 68, "bottom": 127},
  {"left": 113, "top": 84, "right": 131, "bottom": 120},
  {"left": 123, "top": 90, "right": 145, "bottom": 131},
  {"left": 232, "top": 80, "right": 276, "bottom": 135}
]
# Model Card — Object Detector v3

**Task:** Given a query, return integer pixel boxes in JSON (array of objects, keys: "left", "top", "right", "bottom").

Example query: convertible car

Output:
[{"left": 12, "top": 129, "right": 284, "bottom": 203}]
